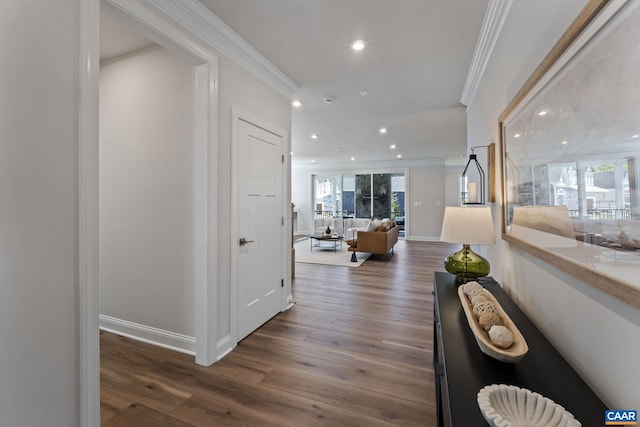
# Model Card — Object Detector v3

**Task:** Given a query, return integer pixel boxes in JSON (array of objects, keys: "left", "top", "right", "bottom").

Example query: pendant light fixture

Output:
[{"left": 461, "top": 145, "right": 489, "bottom": 205}]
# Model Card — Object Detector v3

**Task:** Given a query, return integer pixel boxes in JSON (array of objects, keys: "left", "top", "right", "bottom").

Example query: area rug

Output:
[{"left": 294, "top": 238, "right": 371, "bottom": 267}]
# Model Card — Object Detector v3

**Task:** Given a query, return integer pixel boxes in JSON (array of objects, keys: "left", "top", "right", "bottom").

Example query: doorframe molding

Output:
[
  {"left": 102, "top": 0, "right": 221, "bottom": 365},
  {"left": 78, "top": 1, "right": 100, "bottom": 425},
  {"left": 80, "top": 0, "right": 222, "bottom": 423},
  {"left": 81, "top": 0, "right": 297, "bottom": 422}
]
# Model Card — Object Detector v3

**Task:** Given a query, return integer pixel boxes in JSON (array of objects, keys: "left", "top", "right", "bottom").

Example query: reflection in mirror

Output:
[{"left": 501, "top": 0, "right": 640, "bottom": 303}]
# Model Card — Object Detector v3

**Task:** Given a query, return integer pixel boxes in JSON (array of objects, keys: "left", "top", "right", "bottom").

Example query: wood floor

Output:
[{"left": 100, "top": 240, "right": 458, "bottom": 426}]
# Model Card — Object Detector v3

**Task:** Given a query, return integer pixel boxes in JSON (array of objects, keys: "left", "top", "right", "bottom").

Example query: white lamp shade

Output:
[{"left": 440, "top": 206, "right": 496, "bottom": 245}]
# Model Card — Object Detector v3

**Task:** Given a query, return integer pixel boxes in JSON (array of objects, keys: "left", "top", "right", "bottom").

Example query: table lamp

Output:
[{"left": 440, "top": 206, "right": 496, "bottom": 283}]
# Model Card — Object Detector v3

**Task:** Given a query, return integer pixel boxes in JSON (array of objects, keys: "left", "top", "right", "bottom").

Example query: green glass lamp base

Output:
[{"left": 444, "top": 244, "right": 490, "bottom": 283}]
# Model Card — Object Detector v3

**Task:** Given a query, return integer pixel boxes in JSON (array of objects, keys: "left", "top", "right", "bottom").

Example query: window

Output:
[{"left": 313, "top": 173, "right": 405, "bottom": 220}]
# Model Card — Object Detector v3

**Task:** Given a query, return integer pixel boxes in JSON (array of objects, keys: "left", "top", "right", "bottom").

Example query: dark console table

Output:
[{"left": 433, "top": 271, "right": 606, "bottom": 426}]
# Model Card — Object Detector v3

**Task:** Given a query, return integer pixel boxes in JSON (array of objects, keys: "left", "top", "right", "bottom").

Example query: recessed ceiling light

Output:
[
  {"left": 538, "top": 110, "right": 548, "bottom": 116},
  {"left": 396, "top": 154, "right": 402, "bottom": 159},
  {"left": 350, "top": 157, "right": 356, "bottom": 161},
  {"left": 311, "top": 159, "right": 316, "bottom": 163},
  {"left": 334, "top": 148, "right": 341, "bottom": 152},
  {"left": 291, "top": 99, "right": 301, "bottom": 108},
  {"left": 561, "top": 140, "right": 568, "bottom": 145},
  {"left": 513, "top": 133, "right": 521, "bottom": 138},
  {"left": 633, "top": 134, "right": 639, "bottom": 138},
  {"left": 290, "top": 151, "right": 294, "bottom": 155},
  {"left": 311, "top": 134, "right": 318, "bottom": 140},
  {"left": 379, "top": 127, "right": 387, "bottom": 134},
  {"left": 350, "top": 39, "right": 366, "bottom": 51},
  {"left": 389, "top": 144, "right": 396, "bottom": 150}
]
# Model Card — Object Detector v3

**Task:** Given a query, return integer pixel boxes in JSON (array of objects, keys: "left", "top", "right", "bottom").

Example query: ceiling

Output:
[
  {"left": 101, "top": 1, "right": 490, "bottom": 167},
  {"left": 100, "top": 6, "right": 156, "bottom": 62}
]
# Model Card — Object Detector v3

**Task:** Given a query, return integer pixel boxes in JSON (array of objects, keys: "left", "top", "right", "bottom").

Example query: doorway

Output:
[
  {"left": 85, "top": 1, "right": 292, "bottom": 423},
  {"left": 232, "top": 114, "right": 285, "bottom": 340},
  {"left": 97, "top": 0, "right": 219, "bottom": 367},
  {"left": 99, "top": 42, "right": 197, "bottom": 350}
]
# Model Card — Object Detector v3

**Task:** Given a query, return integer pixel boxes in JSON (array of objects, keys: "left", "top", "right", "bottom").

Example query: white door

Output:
[{"left": 235, "top": 117, "right": 284, "bottom": 341}]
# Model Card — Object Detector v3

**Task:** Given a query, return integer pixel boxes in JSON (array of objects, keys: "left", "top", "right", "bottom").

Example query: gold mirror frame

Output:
[{"left": 499, "top": 0, "right": 640, "bottom": 308}]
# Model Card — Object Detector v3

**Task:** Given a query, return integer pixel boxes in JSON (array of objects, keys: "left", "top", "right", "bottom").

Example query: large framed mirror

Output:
[{"left": 499, "top": 0, "right": 640, "bottom": 308}]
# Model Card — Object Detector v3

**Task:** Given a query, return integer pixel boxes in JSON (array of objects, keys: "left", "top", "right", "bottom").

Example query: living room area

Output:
[
  {"left": 293, "top": 172, "right": 407, "bottom": 267},
  {"left": 293, "top": 163, "right": 459, "bottom": 249},
  {"left": 292, "top": 168, "right": 458, "bottom": 268}
]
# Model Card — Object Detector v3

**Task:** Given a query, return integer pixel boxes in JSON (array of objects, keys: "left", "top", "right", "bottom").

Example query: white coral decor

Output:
[{"left": 477, "top": 384, "right": 581, "bottom": 427}]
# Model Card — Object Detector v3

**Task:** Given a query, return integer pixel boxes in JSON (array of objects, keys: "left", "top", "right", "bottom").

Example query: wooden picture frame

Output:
[{"left": 499, "top": 0, "right": 640, "bottom": 308}]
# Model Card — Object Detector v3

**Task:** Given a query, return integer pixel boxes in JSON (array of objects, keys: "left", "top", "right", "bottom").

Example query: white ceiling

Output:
[
  {"left": 100, "top": 5, "right": 156, "bottom": 62},
  {"left": 101, "top": 1, "right": 490, "bottom": 167}
]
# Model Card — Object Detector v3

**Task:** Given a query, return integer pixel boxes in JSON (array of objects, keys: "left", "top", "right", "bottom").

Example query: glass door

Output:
[
  {"left": 313, "top": 175, "right": 342, "bottom": 218},
  {"left": 355, "top": 174, "right": 371, "bottom": 218},
  {"left": 313, "top": 172, "right": 406, "bottom": 235},
  {"left": 342, "top": 175, "right": 355, "bottom": 216}
]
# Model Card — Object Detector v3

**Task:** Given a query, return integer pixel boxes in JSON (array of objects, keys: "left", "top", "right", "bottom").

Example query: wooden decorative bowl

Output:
[{"left": 458, "top": 285, "right": 528, "bottom": 363}]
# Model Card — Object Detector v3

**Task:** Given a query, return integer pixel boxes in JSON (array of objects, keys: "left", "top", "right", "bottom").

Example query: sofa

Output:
[
  {"left": 315, "top": 217, "right": 372, "bottom": 237},
  {"left": 343, "top": 218, "right": 371, "bottom": 238},
  {"left": 314, "top": 217, "right": 336, "bottom": 235},
  {"left": 346, "top": 219, "right": 399, "bottom": 258}
]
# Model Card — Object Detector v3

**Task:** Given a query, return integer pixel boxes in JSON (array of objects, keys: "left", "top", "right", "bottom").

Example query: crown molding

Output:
[
  {"left": 107, "top": 0, "right": 298, "bottom": 99},
  {"left": 460, "top": 0, "right": 513, "bottom": 106},
  {"left": 292, "top": 157, "right": 446, "bottom": 171}
]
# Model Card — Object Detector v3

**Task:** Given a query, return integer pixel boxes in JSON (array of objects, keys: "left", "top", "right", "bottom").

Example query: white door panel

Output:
[{"left": 235, "top": 118, "right": 283, "bottom": 341}]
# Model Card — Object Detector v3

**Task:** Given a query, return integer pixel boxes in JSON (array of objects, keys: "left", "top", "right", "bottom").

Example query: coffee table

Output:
[{"left": 310, "top": 234, "right": 343, "bottom": 252}]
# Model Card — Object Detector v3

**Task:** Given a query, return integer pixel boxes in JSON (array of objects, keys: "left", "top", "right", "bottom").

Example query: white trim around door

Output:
[
  {"left": 101, "top": 0, "right": 221, "bottom": 366},
  {"left": 80, "top": 0, "right": 221, "bottom": 424}
]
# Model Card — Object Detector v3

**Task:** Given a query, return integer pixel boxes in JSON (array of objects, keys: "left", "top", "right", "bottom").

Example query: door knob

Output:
[{"left": 239, "top": 237, "right": 254, "bottom": 246}]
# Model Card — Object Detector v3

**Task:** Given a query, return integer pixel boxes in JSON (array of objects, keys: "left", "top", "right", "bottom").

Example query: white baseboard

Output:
[
  {"left": 216, "top": 334, "right": 235, "bottom": 361},
  {"left": 99, "top": 314, "right": 196, "bottom": 356},
  {"left": 406, "top": 235, "right": 442, "bottom": 242}
]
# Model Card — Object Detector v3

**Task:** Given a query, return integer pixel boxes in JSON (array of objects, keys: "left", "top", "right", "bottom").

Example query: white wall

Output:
[
  {"left": 99, "top": 46, "right": 197, "bottom": 344},
  {"left": 467, "top": 0, "right": 640, "bottom": 407},
  {"left": 292, "top": 168, "right": 312, "bottom": 233},
  {"left": 407, "top": 164, "right": 447, "bottom": 240},
  {"left": 444, "top": 166, "right": 462, "bottom": 208},
  {"left": 0, "top": 1, "right": 80, "bottom": 425}
]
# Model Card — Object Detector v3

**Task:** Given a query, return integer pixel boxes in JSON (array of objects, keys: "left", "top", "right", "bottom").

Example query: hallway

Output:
[{"left": 100, "top": 240, "right": 457, "bottom": 426}]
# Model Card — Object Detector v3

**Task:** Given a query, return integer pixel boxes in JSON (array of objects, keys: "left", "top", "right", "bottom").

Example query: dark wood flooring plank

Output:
[
  {"left": 260, "top": 365, "right": 435, "bottom": 427},
  {"left": 100, "top": 372, "right": 192, "bottom": 413},
  {"left": 100, "top": 402, "right": 121, "bottom": 425},
  {"left": 302, "top": 329, "right": 431, "bottom": 370},
  {"left": 235, "top": 327, "right": 434, "bottom": 405},
  {"left": 146, "top": 359, "right": 399, "bottom": 427},
  {"left": 170, "top": 392, "right": 301, "bottom": 427},
  {"left": 102, "top": 403, "right": 197, "bottom": 427}
]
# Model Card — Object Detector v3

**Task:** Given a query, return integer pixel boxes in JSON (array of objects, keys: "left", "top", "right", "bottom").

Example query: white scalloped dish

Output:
[
  {"left": 458, "top": 285, "right": 528, "bottom": 363},
  {"left": 477, "top": 384, "right": 581, "bottom": 427}
]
